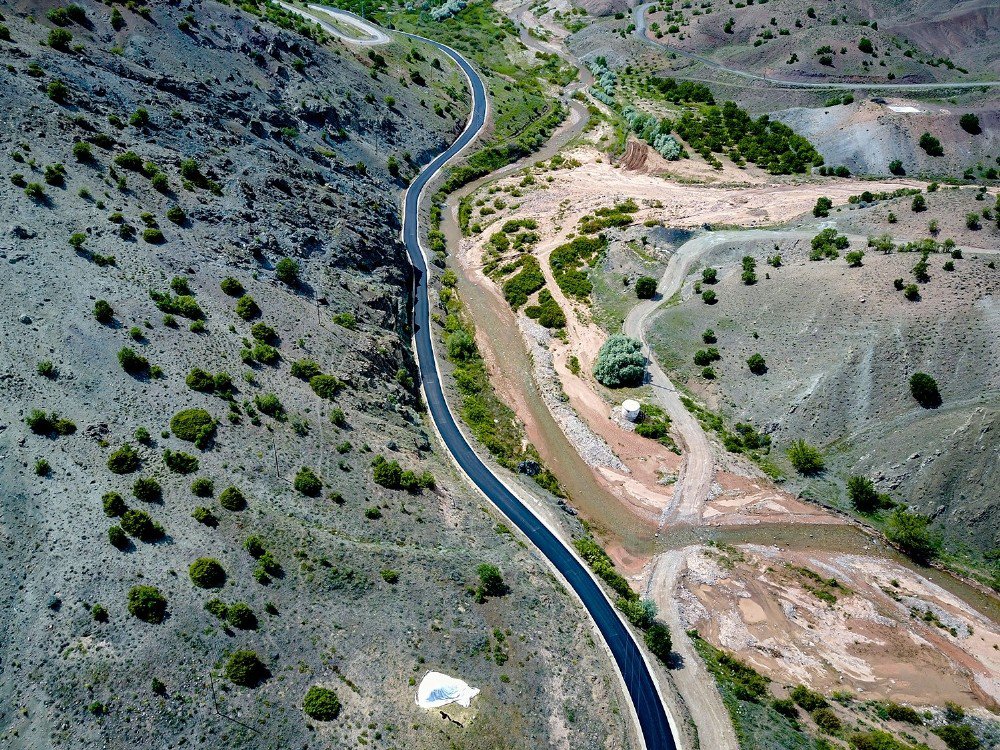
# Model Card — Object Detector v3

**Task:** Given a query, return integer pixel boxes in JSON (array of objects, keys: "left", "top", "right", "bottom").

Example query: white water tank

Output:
[{"left": 621, "top": 399, "right": 641, "bottom": 422}]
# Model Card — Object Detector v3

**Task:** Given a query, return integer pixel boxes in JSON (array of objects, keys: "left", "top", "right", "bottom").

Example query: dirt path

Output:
[
  {"left": 624, "top": 229, "right": 817, "bottom": 525},
  {"left": 645, "top": 550, "right": 739, "bottom": 750}
]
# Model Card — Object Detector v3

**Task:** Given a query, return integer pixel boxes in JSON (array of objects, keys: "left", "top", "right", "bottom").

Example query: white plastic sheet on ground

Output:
[{"left": 415, "top": 671, "right": 480, "bottom": 709}]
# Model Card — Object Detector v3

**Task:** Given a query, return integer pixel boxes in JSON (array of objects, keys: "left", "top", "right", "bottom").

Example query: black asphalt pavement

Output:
[{"left": 401, "top": 35, "right": 679, "bottom": 750}]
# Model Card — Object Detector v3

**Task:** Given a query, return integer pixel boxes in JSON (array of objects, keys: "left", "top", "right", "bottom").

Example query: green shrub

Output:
[
  {"left": 94, "top": 299, "right": 114, "bottom": 324},
  {"left": 250, "top": 322, "right": 276, "bottom": 342},
  {"left": 380, "top": 569, "right": 399, "bottom": 583},
  {"left": 220, "top": 277, "right": 244, "bottom": 296},
  {"left": 365, "top": 507, "right": 382, "bottom": 519},
  {"left": 275, "top": 257, "right": 300, "bottom": 285},
  {"left": 812, "top": 707, "right": 842, "bottom": 733},
  {"left": 132, "top": 476, "right": 162, "bottom": 502},
  {"left": 24, "top": 409, "right": 75, "bottom": 436},
  {"left": 102, "top": 491, "right": 127, "bottom": 517},
  {"left": 771, "top": 698, "right": 799, "bottom": 718},
  {"left": 331, "top": 312, "right": 356, "bottom": 328},
  {"left": 226, "top": 602, "right": 257, "bottom": 630},
  {"left": 847, "top": 476, "right": 879, "bottom": 513},
  {"left": 191, "top": 477, "right": 214, "bottom": 497},
  {"left": 120, "top": 508, "right": 162, "bottom": 540},
  {"left": 127, "top": 585, "right": 167, "bottom": 623},
  {"left": 251, "top": 342, "right": 279, "bottom": 365},
  {"left": 34, "top": 458, "right": 51, "bottom": 476},
  {"left": 48, "top": 27, "right": 73, "bottom": 51},
  {"left": 219, "top": 486, "right": 246, "bottom": 511},
  {"left": 959, "top": 113, "right": 981, "bottom": 135},
  {"left": 933, "top": 724, "right": 980, "bottom": 750},
  {"left": 310, "top": 374, "right": 342, "bottom": 399},
  {"left": 634, "top": 276, "right": 657, "bottom": 298},
  {"left": 142, "top": 228, "right": 165, "bottom": 244},
  {"left": 38, "top": 160, "right": 66, "bottom": 187},
  {"left": 24, "top": 182, "right": 46, "bottom": 201},
  {"left": 593, "top": 335, "right": 644, "bottom": 388},
  {"left": 909, "top": 372, "right": 941, "bottom": 408},
  {"left": 787, "top": 440, "right": 824, "bottom": 475},
  {"left": 170, "top": 408, "right": 214, "bottom": 443},
  {"left": 502, "top": 256, "right": 546, "bottom": 308},
  {"left": 117, "top": 347, "right": 149, "bottom": 376},
  {"left": 701, "top": 267, "right": 718, "bottom": 284},
  {"left": 254, "top": 551, "right": 282, "bottom": 582},
  {"left": 919, "top": 132, "right": 943, "bottom": 156},
  {"left": 189, "top": 557, "right": 226, "bottom": 588},
  {"left": 254, "top": 393, "right": 284, "bottom": 419},
  {"left": 185, "top": 367, "right": 214, "bottom": 393},
  {"left": 849, "top": 730, "right": 913, "bottom": 750},
  {"left": 235, "top": 295, "right": 260, "bottom": 320},
  {"left": 746, "top": 353, "right": 767, "bottom": 374},
  {"left": 163, "top": 449, "right": 199, "bottom": 474},
  {"left": 886, "top": 510, "right": 941, "bottom": 563},
  {"left": 644, "top": 621, "right": 672, "bottom": 662},
  {"left": 290, "top": 359, "right": 322, "bottom": 380},
  {"left": 108, "top": 525, "right": 128, "bottom": 549},
  {"left": 192, "top": 506, "right": 217, "bottom": 526},
  {"left": 294, "top": 467, "right": 322, "bottom": 497},
  {"left": 883, "top": 702, "right": 922, "bottom": 724},
  {"left": 224, "top": 650, "right": 267, "bottom": 687},
  {"left": 476, "top": 563, "right": 507, "bottom": 598},
  {"left": 790, "top": 684, "right": 828, "bottom": 711},
  {"left": 371, "top": 455, "right": 402, "bottom": 488},
  {"left": 813, "top": 196, "right": 833, "bottom": 217},
  {"left": 244, "top": 534, "right": 266, "bottom": 558},
  {"left": 701, "top": 289, "right": 717, "bottom": 304},
  {"left": 150, "top": 290, "right": 202, "bottom": 319},
  {"left": 129, "top": 107, "right": 150, "bottom": 128},
  {"left": 303, "top": 686, "right": 341, "bottom": 721},
  {"left": 205, "top": 599, "right": 228, "bottom": 619},
  {"left": 91, "top": 603, "right": 108, "bottom": 622},
  {"left": 107, "top": 444, "right": 141, "bottom": 474}
]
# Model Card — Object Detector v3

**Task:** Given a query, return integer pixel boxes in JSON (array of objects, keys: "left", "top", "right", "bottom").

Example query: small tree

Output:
[
  {"left": 644, "top": 622, "right": 672, "bottom": 663},
  {"left": 813, "top": 196, "right": 833, "bottom": 217},
  {"left": 845, "top": 250, "right": 864, "bottom": 267},
  {"left": 911, "top": 194, "right": 926, "bottom": 212},
  {"left": 593, "top": 335, "right": 645, "bottom": 388},
  {"left": 886, "top": 510, "right": 941, "bottom": 563},
  {"left": 787, "top": 440, "right": 824, "bottom": 475},
  {"left": 127, "top": 585, "right": 167, "bottom": 623},
  {"left": 959, "top": 113, "right": 981, "bottom": 135},
  {"left": 275, "top": 257, "right": 300, "bottom": 286},
  {"left": 303, "top": 686, "right": 341, "bottom": 721},
  {"left": 224, "top": 650, "right": 267, "bottom": 687},
  {"left": 847, "top": 476, "right": 879, "bottom": 513},
  {"left": 909, "top": 372, "right": 941, "bottom": 408},
  {"left": 746, "top": 353, "right": 767, "bottom": 375},
  {"left": 476, "top": 563, "right": 506, "bottom": 598},
  {"left": 634, "top": 276, "right": 657, "bottom": 299},
  {"left": 701, "top": 289, "right": 717, "bottom": 304}
]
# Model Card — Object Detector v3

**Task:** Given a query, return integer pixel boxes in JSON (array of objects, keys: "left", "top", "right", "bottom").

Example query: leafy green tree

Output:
[
  {"left": 593, "top": 335, "right": 645, "bottom": 388},
  {"left": 959, "top": 113, "right": 981, "bottom": 135},
  {"left": 787, "top": 440, "right": 824, "bottom": 474},
  {"left": 294, "top": 467, "right": 322, "bottom": 496},
  {"left": 813, "top": 196, "right": 833, "bottom": 217},
  {"left": 847, "top": 476, "right": 879, "bottom": 513},
  {"left": 644, "top": 622, "right": 672, "bottom": 663},
  {"left": 275, "top": 257, "right": 300, "bottom": 285},
  {"left": 909, "top": 372, "right": 941, "bottom": 408},
  {"left": 303, "top": 686, "right": 341, "bottom": 721},
  {"left": 476, "top": 563, "right": 506, "bottom": 597},
  {"left": 886, "top": 510, "right": 941, "bottom": 563},
  {"left": 127, "top": 585, "right": 167, "bottom": 623},
  {"left": 189, "top": 557, "right": 226, "bottom": 588},
  {"left": 746, "top": 353, "right": 767, "bottom": 374},
  {"left": 635, "top": 276, "right": 657, "bottom": 298}
]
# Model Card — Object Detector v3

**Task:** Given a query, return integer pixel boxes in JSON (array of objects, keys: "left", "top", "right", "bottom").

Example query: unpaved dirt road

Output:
[{"left": 624, "top": 229, "right": 815, "bottom": 524}]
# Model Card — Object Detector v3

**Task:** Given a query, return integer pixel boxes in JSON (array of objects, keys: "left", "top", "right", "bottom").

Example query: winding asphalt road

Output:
[
  {"left": 399, "top": 29, "right": 681, "bottom": 750},
  {"left": 632, "top": 2, "right": 1000, "bottom": 91}
]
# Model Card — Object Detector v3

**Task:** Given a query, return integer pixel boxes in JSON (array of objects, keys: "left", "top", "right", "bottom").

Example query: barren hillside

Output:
[{"left": 0, "top": 2, "right": 634, "bottom": 748}]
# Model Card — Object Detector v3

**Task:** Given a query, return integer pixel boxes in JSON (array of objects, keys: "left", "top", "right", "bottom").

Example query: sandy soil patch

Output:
[{"left": 674, "top": 544, "right": 1000, "bottom": 710}]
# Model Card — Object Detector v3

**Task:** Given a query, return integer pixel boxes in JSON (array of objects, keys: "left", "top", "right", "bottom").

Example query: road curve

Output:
[
  {"left": 399, "top": 31, "right": 681, "bottom": 750},
  {"left": 632, "top": 3, "right": 1000, "bottom": 91},
  {"left": 277, "top": 2, "right": 391, "bottom": 45}
]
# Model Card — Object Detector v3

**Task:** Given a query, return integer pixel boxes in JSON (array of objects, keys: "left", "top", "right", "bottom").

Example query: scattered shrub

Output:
[
  {"left": 235, "top": 295, "right": 260, "bottom": 320},
  {"left": 958, "top": 113, "right": 981, "bottom": 135},
  {"left": 108, "top": 525, "right": 128, "bottom": 549},
  {"left": 120, "top": 508, "right": 161, "bottom": 540},
  {"left": 102, "top": 491, "right": 127, "bottom": 517},
  {"left": 192, "top": 506, "right": 217, "bottom": 526},
  {"left": 787, "top": 440, "right": 824, "bottom": 474},
  {"left": 380, "top": 569, "right": 400, "bottom": 583},
  {"left": 476, "top": 563, "right": 507, "bottom": 598},
  {"left": 219, "top": 486, "right": 246, "bottom": 511},
  {"left": 291, "top": 359, "right": 322, "bottom": 380},
  {"left": 220, "top": 277, "right": 244, "bottom": 297},
  {"left": 812, "top": 707, "right": 842, "bottom": 733},
  {"left": 254, "top": 393, "right": 284, "bottom": 419},
  {"left": 909, "top": 372, "right": 941, "bottom": 408},
  {"left": 701, "top": 289, "right": 717, "bottom": 304},
  {"left": 107, "top": 444, "right": 141, "bottom": 474},
  {"left": 886, "top": 510, "right": 941, "bottom": 563},
  {"left": 117, "top": 347, "right": 149, "bottom": 376},
  {"left": 127, "top": 585, "right": 167, "bottom": 623},
  {"left": 189, "top": 557, "right": 226, "bottom": 588},
  {"left": 918, "top": 132, "right": 943, "bottom": 157},
  {"left": 47, "top": 27, "right": 73, "bottom": 51},
  {"left": 310, "top": 374, "right": 343, "bottom": 400},
  {"left": 132, "top": 476, "right": 162, "bottom": 502},
  {"left": 294, "top": 467, "right": 322, "bottom": 497},
  {"left": 226, "top": 602, "right": 257, "bottom": 630},
  {"left": 644, "top": 621, "right": 672, "bottom": 662},
  {"left": 163, "top": 449, "right": 199, "bottom": 474},
  {"left": 170, "top": 408, "right": 214, "bottom": 443},
  {"left": 93, "top": 299, "right": 114, "bottom": 324},
  {"left": 303, "top": 685, "right": 341, "bottom": 721},
  {"left": 191, "top": 477, "right": 214, "bottom": 497},
  {"left": 224, "top": 650, "right": 267, "bottom": 687},
  {"left": 791, "top": 684, "right": 828, "bottom": 711},
  {"left": 244, "top": 534, "right": 266, "bottom": 558}
]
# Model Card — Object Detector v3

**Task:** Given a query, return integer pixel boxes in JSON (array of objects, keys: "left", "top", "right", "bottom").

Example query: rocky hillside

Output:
[
  {"left": 0, "top": 2, "right": 633, "bottom": 748},
  {"left": 648, "top": 190, "right": 999, "bottom": 559}
]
